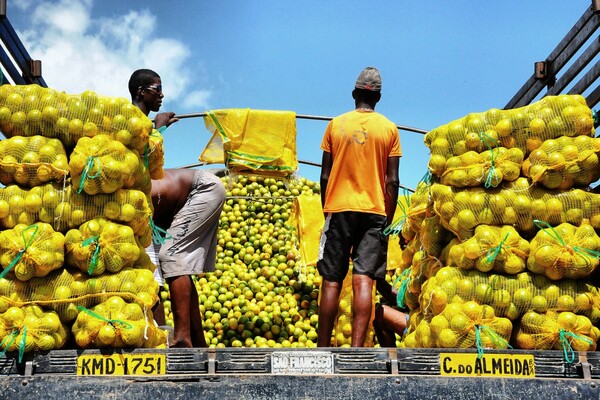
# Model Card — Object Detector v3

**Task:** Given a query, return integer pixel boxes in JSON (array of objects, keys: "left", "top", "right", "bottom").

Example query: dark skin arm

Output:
[
  {"left": 320, "top": 150, "right": 333, "bottom": 209},
  {"left": 384, "top": 156, "right": 400, "bottom": 226},
  {"left": 376, "top": 277, "right": 397, "bottom": 305},
  {"left": 154, "top": 112, "right": 179, "bottom": 130},
  {"left": 150, "top": 168, "right": 196, "bottom": 230}
]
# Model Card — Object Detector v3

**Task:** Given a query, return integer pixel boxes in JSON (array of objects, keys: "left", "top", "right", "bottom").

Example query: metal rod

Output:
[
  {"left": 176, "top": 161, "right": 416, "bottom": 193},
  {"left": 179, "top": 159, "right": 321, "bottom": 169},
  {"left": 399, "top": 184, "right": 415, "bottom": 193},
  {"left": 171, "top": 111, "right": 429, "bottom": 135}
]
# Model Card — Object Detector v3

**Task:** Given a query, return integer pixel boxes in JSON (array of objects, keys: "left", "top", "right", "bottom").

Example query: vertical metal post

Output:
[
  {"left": 0, "top": 0, "right": 6, "bottom": 18},
  {"left": 29, "top": 60, "right": 42, "bottom": 78}
]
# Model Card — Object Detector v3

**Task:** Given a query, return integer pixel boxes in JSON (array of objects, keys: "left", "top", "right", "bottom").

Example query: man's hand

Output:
[
  {"left": 398, "top": 235, "right": 408, "bottom": 250},
  {"left": 155, "top": 111, "right": 179, "bottom": 129}
]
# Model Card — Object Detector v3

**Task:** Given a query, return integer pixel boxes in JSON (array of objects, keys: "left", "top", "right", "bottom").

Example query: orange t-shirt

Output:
[{"left": 320, "top": 109, "right": 402, "bottom": 216}]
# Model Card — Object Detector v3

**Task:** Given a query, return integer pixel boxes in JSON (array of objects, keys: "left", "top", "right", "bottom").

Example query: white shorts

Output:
[{"left": 146, "top": 242, "right": 164, "bottom": 286}]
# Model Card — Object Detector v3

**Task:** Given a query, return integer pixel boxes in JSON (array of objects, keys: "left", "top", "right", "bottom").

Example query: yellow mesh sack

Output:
[
  {"left": 0, "top": 183, "right": 152, "bottom": 237},
  {"left": 0, "top": 84, "right": 152, "bottom": 152},
  {"left": 287, "top": 193, "right": 324, "bottom": 268},
  {"left": 522, "top": 135, "right": 600, "bottom": 189},
  {"left": 420, "top": 266, "right": 600, "bottom": 323},
  {"left": 65, "top": 218, "right": 141, "bottom": 276},
  {"left": 431, "top": 179, "right": 600, "bottom": 241},
  {"left": 515, "top": 310, "right": 598, "bottom": 355},
  {"left": 146, "top": 129, "right": 165, "bottom": 179},
  {"left": 0, "top": 305, "right": 69, "bottom": 356},
  {"left": 0, "top": 267, "right": 158, "bottom": 323},
  {"left": 424, "top": 94, "right": 595, "bottom": 162},
  {"left": 72, "top": 296, "right": 166, "bottom": 349},
  {"left": 420, "top": 214, "right": 452, "bottom": 258},
  {"left": 406, "top": 251, "right": 442, "bottom": 304},
  {"left": 448, "top": 225, "right": 530, "bottom": 275},
  {"left": 439, "top": 147, "right": 523, "bottom": 188},
  {"left": 385, "top": 192, "right": 410, "bottom": 271},
  {"left": 403, "top": 301, "right": 512, "bottom": 350},
  {"left": 0, "top": 223, "right": 64, "bottom": 281},
  {"left": 527, "top": 221, "right": 600, "bottom": 280},
  {"left": 70, "top": 134, "right": 144, "bottom": 195},
  {"left": 404, "top": 181, "right": 431, "bottom": 238},
  {"left": 201, "top": 109, "right": 298, "bottom": 177},
  {"left": 0, "top": 135, "right": 68, "bottom": 187}
]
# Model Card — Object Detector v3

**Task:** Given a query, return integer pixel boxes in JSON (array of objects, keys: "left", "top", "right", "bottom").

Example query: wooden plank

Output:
[
  {"left": 506, "top": 6, "right": 599, "bottom": 108},
  {"left": 568, "top": 60, "right": 600, "bottom": 97},
  {"left": 548, "top": 36, "right": 600, "bottom": 95}
]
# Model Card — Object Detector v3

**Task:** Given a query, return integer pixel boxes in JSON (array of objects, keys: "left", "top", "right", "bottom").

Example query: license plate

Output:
[
  {"left": 77, "top": 353, "right": 166, "bottom": 376},
  {"left": 440, "top": 353, "right": 535, "bottom": 378},
  {"left": 271, "top": 351, "right": 334, "bottom": 375}
]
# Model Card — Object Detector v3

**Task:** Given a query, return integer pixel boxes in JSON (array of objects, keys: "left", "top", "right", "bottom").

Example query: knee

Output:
[{"left": 213, "top": 178, "right": 226, "bottom": 205}]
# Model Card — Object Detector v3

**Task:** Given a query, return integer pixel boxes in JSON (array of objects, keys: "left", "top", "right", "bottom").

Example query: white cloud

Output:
[
  {"left": 31, "top": 0, "right": 91, "bottom": 35},
  {"left": 14, "top": 0, "right": 210, "bottom": 108},
  {"left": 11, "top": 0, "right": 35, "bottom": 11},
  {"left": 182, "top": 90, "right": 211, "bottom": 110}
]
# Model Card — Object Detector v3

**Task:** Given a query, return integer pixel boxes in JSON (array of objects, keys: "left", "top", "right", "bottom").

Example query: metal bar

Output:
[
  {"left": 506, "top": 6, "right": 598, "bottom": 108},
  {"left": 585, "top": 82, "right": 600, "bottom": 108},
  {"left": 177, "top": 161, "right": 417, "bottom": 192},
  {"left": 399, "top": 184, "right": 415, "bottom": 193},
  {"left": 173, "top": 111, "right": 428, "bottom": 135},
  {"left": 0, "top": 45, "right": 26, "bottom": 84},
  {"left": 547, "top": 36, "right": 600, "bottom": 96},
  {"left": 0, "top": 17, "right": 47, "bottom": 86},
  {"left": 178, "top": 159, "right": 322, "bottom": 170},
  {"left": 568, "top": 60, "right": 600, "bottom": 97}
]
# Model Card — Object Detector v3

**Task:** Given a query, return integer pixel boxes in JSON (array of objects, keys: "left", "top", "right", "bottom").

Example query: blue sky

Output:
[{"left": 6, "top": 0, "right": 595, "bottom": 189}]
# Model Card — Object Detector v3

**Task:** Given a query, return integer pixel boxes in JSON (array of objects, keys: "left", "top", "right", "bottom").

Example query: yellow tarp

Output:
[
  {"left": 288, "top": 193, "right": 324, "bottom": 267},
  {"left": 200, "top": 109, "right": 298, "bottom": 177}
]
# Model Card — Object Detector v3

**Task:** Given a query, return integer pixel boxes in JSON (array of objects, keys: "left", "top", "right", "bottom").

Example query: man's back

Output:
[
  {"left": 321, "top": 109, "right": 400, "bottom": 216},
  {"left": 151, "top": 168, "right": 195, "bottom": 229}
]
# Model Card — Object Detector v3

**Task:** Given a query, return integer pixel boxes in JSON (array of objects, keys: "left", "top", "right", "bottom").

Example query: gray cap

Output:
[{"left": 355, "top": 67, "right": 382, "bottom": 91}]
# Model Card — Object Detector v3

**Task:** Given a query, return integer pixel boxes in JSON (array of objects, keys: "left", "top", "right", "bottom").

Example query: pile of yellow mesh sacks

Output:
[
  {"left": 391, "top": 94, "right": 600, "bottom": 358},
  {"left": 0, "top": 84, "right": 167, "bottom": 357}
]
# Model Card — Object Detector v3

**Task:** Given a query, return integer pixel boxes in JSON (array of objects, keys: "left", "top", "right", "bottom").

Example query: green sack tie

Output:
[
  {"left": 478, "top": 132, "right": 501, "bottom": 188},
  {"left": 572, "top": 246, "right": 600, "bottom": 260},
  {"left": 0, "top": 224, "right": 39, "bottom": 279},
  {"left": 393, "top": 269, "right": 411, "bottom": 308},
  {"left": 0, "top": 327, "right": 29, "bottom": 363},
  {"left": 0, "top": 330, "right": 19, "bottom": 360},
  {"left": 416, "top": 170, "right": 433, "bottom": 196},
  {"left": 149, "top": 217, "right": 172, "bottom": 245},
  {"left": 17, "top": 326, "right": 27, "bottom": 363},
  {"left": 207, "top": 111, "right": 230, "bottom": 144},
  {"left": 533, "top": 219, "right": 566, "bottom": 246},
  {"left": 479, "top": 131, "right": 500, "bottom": 149},
  {"left": 534, "top": 219, "right": 600, "bottom": 261},
  {"left": 77, "top": 156, "right": 102, "bottom": 194},
  {"left": 81, "top": 236, "right": 101, "bottom": 275},
  {"left": 383, "top": 189, "right": 411, "bottom": 236},
  {"left": 558, "top": 328, "right": 594, "bottom": 364},
  {"left": 475, "top": 324, "right": 512, "bottom": 359},
  {"left": 76, "top": 306, "right": 133, "bottom": 330},
  {"left": 383, "top": 189, "right": 412, "bottom": 236},
  {"left": 486, "top": 232, "right": 511, "bottom": 263}
]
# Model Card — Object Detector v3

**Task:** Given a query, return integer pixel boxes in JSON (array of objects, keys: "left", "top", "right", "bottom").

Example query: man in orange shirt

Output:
[{"left": 317, "top": 67, "right": 401, "bottom": 347}]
